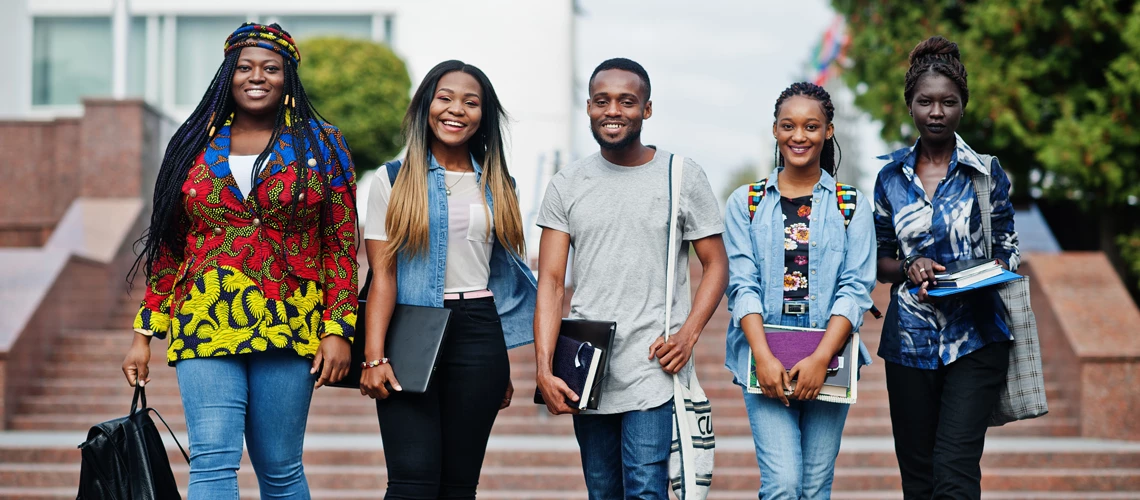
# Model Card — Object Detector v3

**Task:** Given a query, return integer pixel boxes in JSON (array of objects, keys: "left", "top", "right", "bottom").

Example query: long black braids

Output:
[
  {"left": 773, "top": 82, "right": 843, "bottom": 178},
  {"left": 130, "top": 23, "right": 351, "bottom": 285}
]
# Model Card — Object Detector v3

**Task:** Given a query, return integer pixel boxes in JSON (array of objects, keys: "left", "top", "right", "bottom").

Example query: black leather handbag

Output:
[{"left": 77, "top": 385, "right": 189, "bottom": 499}]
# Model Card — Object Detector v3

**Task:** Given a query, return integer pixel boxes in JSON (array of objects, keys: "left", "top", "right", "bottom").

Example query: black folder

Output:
[
  {"left": 330, "top": 271, "right": 451, "bottom": 393},
  {"left": 534, "top": 319, "right": 616, "bottom": 410}
]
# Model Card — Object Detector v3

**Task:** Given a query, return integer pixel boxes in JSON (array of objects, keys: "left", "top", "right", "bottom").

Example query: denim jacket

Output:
[
  {"left": 723, "top": 169, "right": 876, "bottom": 386},
  {"left": 387, "top": 155, "right": 537, "bottom": 349}
]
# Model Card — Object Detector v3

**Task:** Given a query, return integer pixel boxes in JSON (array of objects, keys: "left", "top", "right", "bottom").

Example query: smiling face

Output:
[
  {"left": 230, "top": 47, "right": 285, "bottom": 118},
  {"left": 773, "top": 95, "right": 833, "bottom": 171},
  {"left": 427, "top": 70, "right": 483, "bottom": 149},
  {"left": 908, "top": 72, "right": 963, "bottom": 145},
  {"left": 587, "top": 69, "right": 651, "bottom": 151}
]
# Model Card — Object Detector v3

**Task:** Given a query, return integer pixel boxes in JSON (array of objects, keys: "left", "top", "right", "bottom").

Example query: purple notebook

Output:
[{"left": 765, "top": 328, "right": 839, "bottom": 370}]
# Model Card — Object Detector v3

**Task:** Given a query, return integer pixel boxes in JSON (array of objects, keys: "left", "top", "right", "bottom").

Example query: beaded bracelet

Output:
[{"left": 361, "top": 358, "right": 389, "bottom": 369}]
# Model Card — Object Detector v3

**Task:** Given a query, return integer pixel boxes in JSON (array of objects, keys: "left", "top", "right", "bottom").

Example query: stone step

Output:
[
  {"left": 4, "top": 461, "right": 1139, "bottom": 493},
  {"left": 4, "top": 489, "right": 1140, "bottom": 500},
  {"left": 7, "top": 406, "right": 1078, "bottom": 439},
  {"left": 21, "top": 375, "right": 1070, "bottom": 408},
  {"left": 7, "top": 437, "right": 1140, "bottom": 470},
  {"left": 13, "top": 393, "right": 1079, "bottom": 422}
]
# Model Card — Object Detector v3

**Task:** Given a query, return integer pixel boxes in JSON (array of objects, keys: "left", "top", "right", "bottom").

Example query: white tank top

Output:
[
  {"left": 363, "top": 169, "right": 494, "bottom": 293},
  {"left": 228, "top": 155, "right": 258, "bottom": 198}
]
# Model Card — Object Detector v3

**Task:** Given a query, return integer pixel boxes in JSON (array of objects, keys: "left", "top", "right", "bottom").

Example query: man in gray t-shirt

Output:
[{"left": 534, "top": 58, "right": 728, "bottom": 499}]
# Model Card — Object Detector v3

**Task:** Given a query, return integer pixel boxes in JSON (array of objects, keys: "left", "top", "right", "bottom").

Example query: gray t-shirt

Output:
[{"left": 537, "top": 149, "right": 724, "bottom": 414}]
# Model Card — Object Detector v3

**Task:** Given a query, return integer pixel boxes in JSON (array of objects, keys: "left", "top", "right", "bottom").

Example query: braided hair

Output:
[
  {"left": 773, "top": 82, "right": 842, "bottom": 178},
  {"left": 903, "top": 36, "right": 969, "bottom": 107},
  {"left": 131, "top": 22, "right": 349, "bottom": 284}
]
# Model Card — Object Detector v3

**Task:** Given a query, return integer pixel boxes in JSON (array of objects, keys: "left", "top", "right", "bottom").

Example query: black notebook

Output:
[
  {"left": 553, "top": 336, "right": 604, "bottom": 410},
  {"left": 330, "top": 271, "right": 452, "bottom": 393},
  {"left": 534, "top": 319, "right": 616, "bottom": 411}
]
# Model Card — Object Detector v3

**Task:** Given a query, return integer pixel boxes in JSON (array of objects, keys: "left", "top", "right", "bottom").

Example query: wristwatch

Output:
[{"left": 901, "top": 255, "right": 921, "bottom": 281}]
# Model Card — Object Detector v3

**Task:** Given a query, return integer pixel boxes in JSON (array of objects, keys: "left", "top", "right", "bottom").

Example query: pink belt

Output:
[{"left": 443, "top": 289, "right": 494, "bottom": 300}]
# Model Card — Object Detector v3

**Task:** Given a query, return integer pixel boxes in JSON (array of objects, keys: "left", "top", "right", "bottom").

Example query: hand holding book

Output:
[
  {"left": 907, "top": 258, "right": 1019, "bottom": 299},
  {"left": 788, "top": 353, "right": 833, "bottom": 402},
  {"left": 752, "top": 350, "right": 792, "bottom": 406},
  {"left": 906, "top": 257, "right": 947, "bottom": 288}
]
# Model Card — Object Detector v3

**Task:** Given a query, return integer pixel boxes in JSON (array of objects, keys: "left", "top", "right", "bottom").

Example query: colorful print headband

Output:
[{"left": 223, "top": 23, "right": 301, "bottom": 65}]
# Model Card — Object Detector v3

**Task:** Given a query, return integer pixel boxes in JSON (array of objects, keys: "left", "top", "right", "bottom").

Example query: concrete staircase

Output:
[{"left": 1, "top": 283, "right": 1137, "bottom": 499}]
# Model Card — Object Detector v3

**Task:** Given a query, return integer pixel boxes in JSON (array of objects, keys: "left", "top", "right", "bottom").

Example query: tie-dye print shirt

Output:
[{"left": 873, "top": 134, "right": 1020, "bottom": 369}]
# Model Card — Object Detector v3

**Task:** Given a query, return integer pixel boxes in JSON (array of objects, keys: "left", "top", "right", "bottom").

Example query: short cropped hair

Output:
[{"left": 588, "top": 58, "right": 651, "bottom": 100}]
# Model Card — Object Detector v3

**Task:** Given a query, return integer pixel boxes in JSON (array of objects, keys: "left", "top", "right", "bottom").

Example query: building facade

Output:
[{"left": 0, "top": 0, "right": 575, "bottom": 254}]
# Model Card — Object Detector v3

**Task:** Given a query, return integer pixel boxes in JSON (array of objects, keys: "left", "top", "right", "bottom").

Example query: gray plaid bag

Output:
[{"left": 973, "top": 154, "right": 1049, "bottom": 426}]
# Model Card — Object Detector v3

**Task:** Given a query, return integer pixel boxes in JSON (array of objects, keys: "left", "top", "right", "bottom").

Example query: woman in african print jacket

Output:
[{"left": 122, "top": 23, "right": 356, "bottom": 498}]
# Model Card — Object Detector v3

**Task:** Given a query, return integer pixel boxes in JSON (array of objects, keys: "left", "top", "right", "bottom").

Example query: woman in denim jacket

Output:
[
  {"left": 724, "top": 82, "right": 876, "bottom": 499},
  {"left": 361, "top": 60, "right": 537, "bottom": 499}
]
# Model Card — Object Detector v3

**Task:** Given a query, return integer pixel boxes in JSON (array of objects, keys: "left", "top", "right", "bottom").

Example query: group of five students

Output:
[{"left": 121, "top": 22, "right": 1018, "bottom": 500}]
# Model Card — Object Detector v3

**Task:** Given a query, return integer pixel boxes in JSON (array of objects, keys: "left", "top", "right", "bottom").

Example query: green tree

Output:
[
  {"left": 299, "top": 37, "right": 411, "bottom": 172},
  {"left": 833, "top": 1, "right": 1140, "bottom": 201},
  {"left": 831, "top": 0, "right": 1140, "bottom": 277}
]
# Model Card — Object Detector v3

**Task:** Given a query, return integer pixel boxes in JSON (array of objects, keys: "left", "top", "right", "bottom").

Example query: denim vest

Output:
[{"left": 384, "top": 156, "right": 537, "bottom": 349}]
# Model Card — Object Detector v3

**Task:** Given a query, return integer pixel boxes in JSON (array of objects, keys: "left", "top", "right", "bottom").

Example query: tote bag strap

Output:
[
  {"left": 971, "top": 154, "right": 996, "bottom": 259},
  {"left": 665, "top": 154, "right": 684, "bottom": 341},
  {"left": 665, "top": 154, "right": 699, "bottom": 496}
]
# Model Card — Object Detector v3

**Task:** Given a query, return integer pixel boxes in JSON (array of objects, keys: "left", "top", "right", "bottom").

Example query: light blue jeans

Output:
[
  {"left": 572, "top": 401, "right": 674, "bottom": 500},
  {"left": 742, "top": 313, "right": 850, "bottom": 499},
  {"left": 176, "top": 351, "right": 314, "bottom": 500}
]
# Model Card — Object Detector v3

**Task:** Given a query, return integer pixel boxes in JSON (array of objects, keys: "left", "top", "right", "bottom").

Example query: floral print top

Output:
[{"left": 782, "top": 195, "right": 812, "bottom": 299}]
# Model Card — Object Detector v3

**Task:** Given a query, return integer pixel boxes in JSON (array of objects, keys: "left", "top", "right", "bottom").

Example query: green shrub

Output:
[{"left": 299, "top": 37, "right": 411, "bottom": 172}]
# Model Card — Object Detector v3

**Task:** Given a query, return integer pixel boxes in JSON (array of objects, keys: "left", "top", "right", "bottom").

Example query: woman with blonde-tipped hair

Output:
[{"left": 360, "top": 60, "right": 536, "bottom": 499}]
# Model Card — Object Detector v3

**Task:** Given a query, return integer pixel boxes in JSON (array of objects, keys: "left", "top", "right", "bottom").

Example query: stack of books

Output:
[
  {"left": 747, "top": 325, "right": 858, "bottom": 405},
  {"left": 932, "top": 259, "right": 1003, "bottom": 289},
  {"left": 909, "top": 258, "right": 1023, "bottom": 297}
]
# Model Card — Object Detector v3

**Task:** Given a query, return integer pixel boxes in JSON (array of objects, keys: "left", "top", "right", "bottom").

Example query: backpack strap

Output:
[
  {"left": 384, "top": 159, "right": 403, "bottom": 186},
  {"left": 746, "top": 178, "right": 858, "bottom": 228},
  {"left": 746, "top": 178, "right": 768, "bottom": 221},
  {"left": 835, "top": 183, "right": 857, "bottom": 227}
]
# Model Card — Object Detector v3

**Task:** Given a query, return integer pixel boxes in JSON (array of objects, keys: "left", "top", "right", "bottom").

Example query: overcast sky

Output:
[{"left": 572, "top": 0, "right": 890, "bottom": 197}]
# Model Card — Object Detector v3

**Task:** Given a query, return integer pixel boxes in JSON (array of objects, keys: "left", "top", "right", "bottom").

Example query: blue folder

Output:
[{"left": 908, "top": 269, "right": 1022, "bottom": 297}]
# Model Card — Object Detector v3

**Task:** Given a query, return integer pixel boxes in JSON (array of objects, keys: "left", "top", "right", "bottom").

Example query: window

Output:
[
  {"left": 175, "top": 16, "right": 246, "bottom": 106},
  {"left": 33, "top": 17, "right": 112, "bottom": 105},
  {"left": 127, "top": 16, "right": 147, "bottom": 98}
]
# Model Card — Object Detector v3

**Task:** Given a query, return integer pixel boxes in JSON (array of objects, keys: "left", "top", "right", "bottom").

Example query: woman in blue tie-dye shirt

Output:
[{"left": 873, "top": 36, "right": 1020, "bottom": 500}]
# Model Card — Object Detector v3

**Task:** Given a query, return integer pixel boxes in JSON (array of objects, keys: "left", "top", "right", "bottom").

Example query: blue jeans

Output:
[
  {"left": 177, "top": 351, "right": 315, "bottom": 499},
  {"left": 742, "top": 313, "right": 850, "bottom": 499},
  {"left": 572, "top": 401, "right": 673, "bottom": 500}
]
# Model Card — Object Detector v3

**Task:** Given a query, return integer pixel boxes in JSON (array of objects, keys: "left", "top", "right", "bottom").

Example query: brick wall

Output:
[
  {"left": 0, "top": 118, "right": 79, "bottom": 246},
  {"left": 0, "top": 99, "right": 154, "bottom": 247}
]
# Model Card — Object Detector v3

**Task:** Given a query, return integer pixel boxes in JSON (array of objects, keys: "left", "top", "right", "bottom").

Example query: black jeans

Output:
[
  {"left": 885, "top": 340, "right": 1010, "bottom": 500},
  {"left": 375, "top": 296, "right": 510, "bottom": 499}
]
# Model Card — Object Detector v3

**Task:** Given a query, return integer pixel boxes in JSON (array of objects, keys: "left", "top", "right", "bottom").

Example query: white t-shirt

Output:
[
  {"left": 229, "top": 155, "right": 258, "bottom": 197},
  {"left": 363, "top": 169, "right": 494, "bottom": 293}
]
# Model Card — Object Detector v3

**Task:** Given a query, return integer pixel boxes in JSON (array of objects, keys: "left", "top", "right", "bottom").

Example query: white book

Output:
[{"left": 578, "top": 347, "right": 604, "bottom": 410}]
